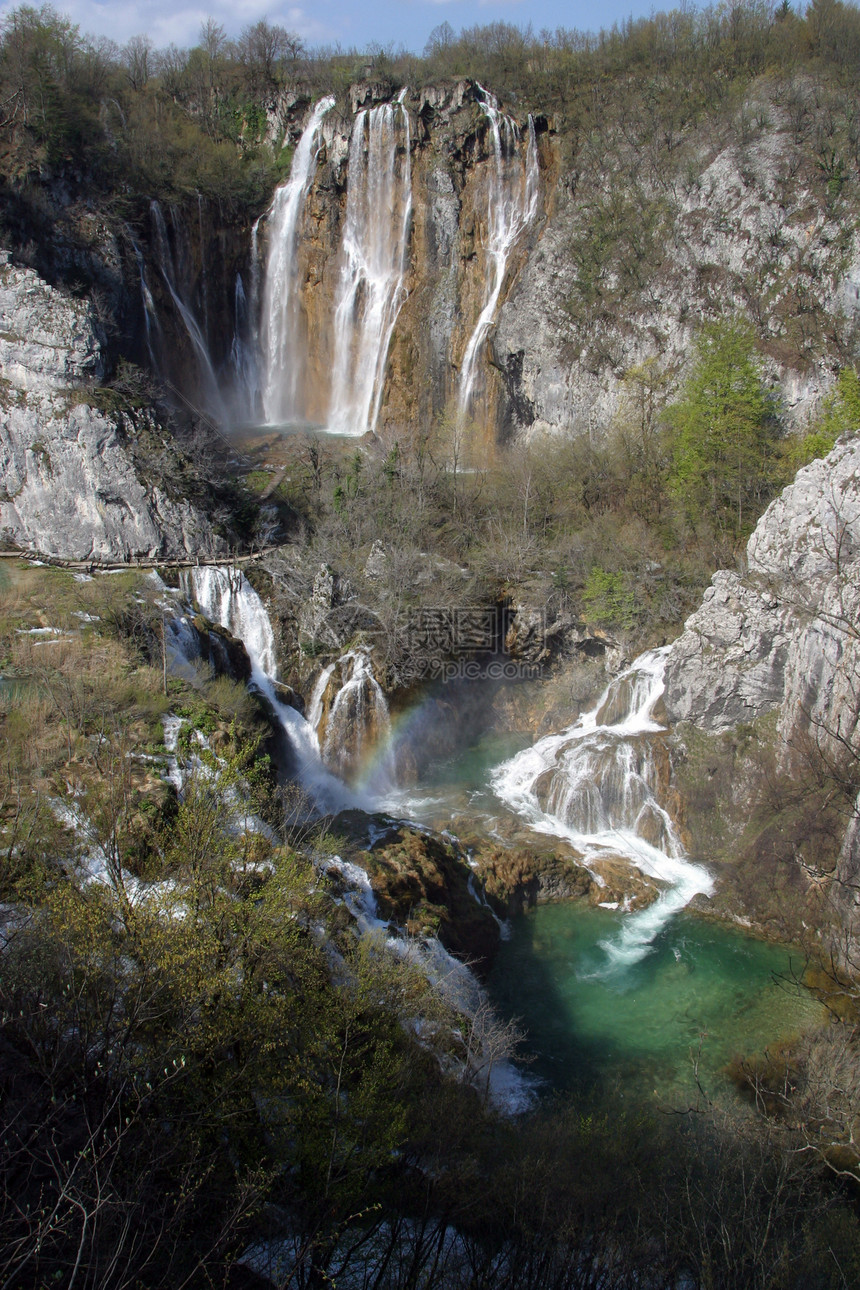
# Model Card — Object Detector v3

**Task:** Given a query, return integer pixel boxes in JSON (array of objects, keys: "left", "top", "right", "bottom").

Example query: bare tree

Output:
[{"left": 122, "top": 34, "right": 152, "bottom": 91}]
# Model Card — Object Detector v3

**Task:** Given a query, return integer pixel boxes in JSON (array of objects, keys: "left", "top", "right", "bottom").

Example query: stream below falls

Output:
[{"left": 178, "top": 568, "right": 825, "bottom": 1110}]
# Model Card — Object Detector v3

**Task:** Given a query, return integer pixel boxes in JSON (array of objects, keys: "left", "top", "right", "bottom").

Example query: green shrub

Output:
[{"left": 582, "top": 566, "right": 637, "bottom": 630}]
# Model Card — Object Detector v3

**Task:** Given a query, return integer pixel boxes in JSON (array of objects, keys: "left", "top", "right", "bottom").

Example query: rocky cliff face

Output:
[
  {"left": 664, "top": 435, "right": 860, "bottom": 738},
  {"left": 663, "top": 434, "right": 860, "bottom": 946},
  {"left": 494, "top": 118, "right": 858, "bottom": 439},
  {"left": 0, "top": 256, "right": 223, "bottom": 561}
]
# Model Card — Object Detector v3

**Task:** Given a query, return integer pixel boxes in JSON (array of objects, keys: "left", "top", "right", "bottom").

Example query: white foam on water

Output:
[{"left": 491, "top": 647, "right": 713, "bottom": 972}]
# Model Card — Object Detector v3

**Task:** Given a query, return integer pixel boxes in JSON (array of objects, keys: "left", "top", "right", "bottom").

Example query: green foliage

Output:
[
  {"left": 667, "top": 318, "right": 780, "bottom": 541},
  {"left": 582, "top": 565, "right": 637, "bottom": 630},
  {"left": 786, "top": 366, "right": 860, "bottom": 469}
]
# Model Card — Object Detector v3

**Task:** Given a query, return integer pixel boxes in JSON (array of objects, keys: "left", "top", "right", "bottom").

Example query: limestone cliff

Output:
[
  {"left": 0, "top": 256, "right": 223, "bottom": 562},
  {"left": 493, "top": 120, "right": 858, "bottom": 438},
  {"left": 664, "top": 435, "right": 860, "bottom": 739},
  {"left": 663, "top": 435, "right": 860, "bottom": 944}
]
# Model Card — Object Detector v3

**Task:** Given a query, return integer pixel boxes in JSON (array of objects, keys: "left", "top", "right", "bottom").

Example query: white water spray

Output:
[
  {"left": 327, "top": 90, "right": 412, "bottom": 437},
  {"left": 260, "top": 97, "right": 336, "bottom": 424},
  {"left": 491, "top": 648, "right": 713, "bottom": 970},
  {"left": 320, "top": 649, "right": 395, "bottom": 791},
  {"left": 458, "top": 88, "right": 539, "bottom": 421}
]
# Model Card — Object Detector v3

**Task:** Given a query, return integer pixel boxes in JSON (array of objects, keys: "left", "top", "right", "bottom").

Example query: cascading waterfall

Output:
[
  {"left": 316, "top": 649, "right": 395, "bottom": 790},
  {"left": 327, "top": 89, "right": 412, "bottom": 437},
  {"left": 260, "top": 96, "right": 336, "bottom": 425},
  {"left": 457, "top": 87, "right": 540, "bottom": 421},
  {"left": 490, "top": 647, "right": 713, "bottom": 970},
  {"left": 149, "top": 200, "right": 228, "bottom": 423},
  {"left": 180, "top": 566, "right": 354, "bottom": 812}
]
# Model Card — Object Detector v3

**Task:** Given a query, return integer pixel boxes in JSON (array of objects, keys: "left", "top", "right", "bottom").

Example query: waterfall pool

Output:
[
  {"left": 180, "top": 572, "right": 825, "bottom": 1113},
  {"left": 488, "top": 902, "right": 824, "bottom": 1106}
]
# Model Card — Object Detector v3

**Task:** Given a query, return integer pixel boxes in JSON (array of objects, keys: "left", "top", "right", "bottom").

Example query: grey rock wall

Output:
[
  {"left": 663, "top": 435, "right": 860, "bottom": 742},
  {"left": 0, "top": 257, "right": 222, "bottom": 562},
  {"left": 493, "top": 126, "right": 856, "bottom": 440}
]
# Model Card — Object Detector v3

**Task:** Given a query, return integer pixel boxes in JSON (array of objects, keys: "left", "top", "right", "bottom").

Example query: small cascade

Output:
[
  {"left": 131, "top": 238, "right": 161, "bottom": 371},
  {"left": 327, "top": 90, "right": 412, "bottom": 437},
  {"left": 491, "top": 647, "right": 713, "bottom": 969},
  {"left": 149, "top": 200, "right": 227, "bottom": 424},
  {"left": 230, "top": 273, "right": 259, "bottom": 416},
  {"left": 260, "top": 96, "right": 335, "bottom": 425},
  {"left": 314, "top": 648, "right": 395, "bottom": 789},
  {"left": 457, "top": 88, "right": 540, "bottom": 421},
  {"left": 183, "top": 566, "right": 278, "bottom": 676},
  {"left": 180, "top": 567, "right": 354, "bottom": 812}
]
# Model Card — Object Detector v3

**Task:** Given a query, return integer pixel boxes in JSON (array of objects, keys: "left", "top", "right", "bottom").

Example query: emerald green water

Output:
[
  {"left": 489, "top": 902, "right": 824, "bottom": 1106},
  {"left": 385, "top": 694, "right": 825, "bottom": 1110}
]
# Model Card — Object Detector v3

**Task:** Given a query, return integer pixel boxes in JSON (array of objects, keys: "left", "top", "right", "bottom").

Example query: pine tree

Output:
[{"left": 668, "top": 319, "right": 779, "bottom": 541}]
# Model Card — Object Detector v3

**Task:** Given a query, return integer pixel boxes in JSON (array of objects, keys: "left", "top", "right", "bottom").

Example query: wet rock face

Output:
[
  {"left": 332, "top": 817, "right": 501, "bottom": 969},
  {"left": 276, "top": 82, "right": 541, "bottom": 442},
  {"left": 190, "top": 615, "right": 253, "bottom": 684},
  {"left": 0, "top": 258, "right": 223, "bottom": 562}
]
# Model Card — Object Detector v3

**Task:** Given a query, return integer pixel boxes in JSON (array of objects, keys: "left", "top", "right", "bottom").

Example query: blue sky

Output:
[{"left": 0, "top": 0, "right": 674, "bottom": 54}]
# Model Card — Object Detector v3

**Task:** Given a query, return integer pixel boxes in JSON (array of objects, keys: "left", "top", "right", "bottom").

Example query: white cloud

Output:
[{"left": 0, "top": 0, "right": 335, "bottom": 47}]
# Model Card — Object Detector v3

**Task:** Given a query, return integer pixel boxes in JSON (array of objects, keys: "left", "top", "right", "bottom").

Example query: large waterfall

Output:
[
  {"left": 491, "top": 648, "right": 713, "bottom": 970},
  {"left": 260, "top": 96, "right": 335, "bottom": 425},
  {"left": 327, "top": 91, "right": 413, "bottom": 437},
  {"left": 257, "top": 92, "right": 412, "bottom": 437},
  {"left": 138, "top": 87, "right": 540, "bottom": 439},
  {"left": 457, "top": 87, "right": 540, "bottom": 420}
]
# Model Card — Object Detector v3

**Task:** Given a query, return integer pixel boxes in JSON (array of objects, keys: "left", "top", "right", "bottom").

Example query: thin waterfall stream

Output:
[
  {"left": 149, "top": 200, "right": 228, "bottom": 424},
  {"left": 457, "top": 86, "right": 540, "bottom": 420}
]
